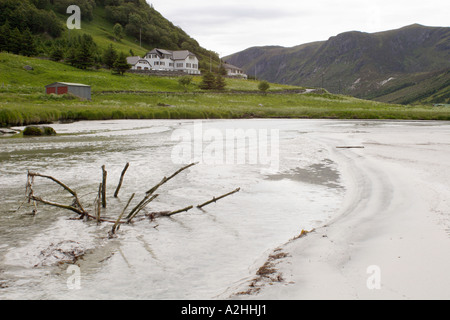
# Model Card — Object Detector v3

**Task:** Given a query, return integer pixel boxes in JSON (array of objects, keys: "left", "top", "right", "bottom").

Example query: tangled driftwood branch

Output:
[
  {"left": 24, "top": 163, "right": 241, "bottom": 238},
  {"left": 27, "top": 171, "right": 89, "bottom": 217}
]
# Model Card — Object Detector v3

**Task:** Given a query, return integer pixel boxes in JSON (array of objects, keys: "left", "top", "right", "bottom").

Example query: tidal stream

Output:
[{"left": 0, "top": 119, "right": 364, "bottom": 299}]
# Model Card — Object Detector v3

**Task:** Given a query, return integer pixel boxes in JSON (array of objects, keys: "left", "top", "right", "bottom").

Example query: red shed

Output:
[{"left": 45, "top": 82, "right": 91, "bottom": 100}]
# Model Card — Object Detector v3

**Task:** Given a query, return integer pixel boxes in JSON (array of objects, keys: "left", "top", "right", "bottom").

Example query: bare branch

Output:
[
  {"left": 101, "top": 165, "right": 107, "bottom": 208},
  {"left": 125, "top": 162, "right": 198, "bottom": 221},
  {"left": 197, "top": 188, "right": 241, "bottom": 209},
  {"left": 114, "top": 163, "right": 130, "bottom": 198},
  {"left": 22, "top": 162, "right": 240, "bottom": 239},
  {"left": 127, "top": 194, "right": 159, "bottom": 223},
  {"left": 145, "top": 162, "right": 198, "bottom": 196},
  {"left": 30, "top": 195, "right": 85, "bottom": 216},
  {"left": 161, "top": 205, "right": 194, "bottom": 217},
  {"left": 27, "top": 171, "right": 87, "bottom": 214},
  {"left": 95, "top": 183, "right": 102, "bottom": 224},
  {"left": 110, "top": 193, "right": 135, "bottom": 237}
]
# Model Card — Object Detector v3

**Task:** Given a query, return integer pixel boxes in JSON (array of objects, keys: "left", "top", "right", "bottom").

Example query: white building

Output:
[
  {"left": 126, "top": 56, "right": 152, "bottom": 71},
  {"left": 223, "top": 63, "right": 248, "bottom": 79},
  {"left": 128, "top": 48, "right": 201, "bottom": 75}
]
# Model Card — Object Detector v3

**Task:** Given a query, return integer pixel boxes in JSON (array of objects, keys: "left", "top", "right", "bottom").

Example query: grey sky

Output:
[{"left": 147, "top": 0, "right": 450, "bottom": 57}]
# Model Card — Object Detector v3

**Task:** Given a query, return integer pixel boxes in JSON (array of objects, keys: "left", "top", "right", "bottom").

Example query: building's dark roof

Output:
[
  {"left": 223, "top": 63, "right": 243, "bottom": 71},
  {"left": 146, "top": 48, "right": 197, "bottom": 60},
  {"left": 126, "top": 56, "right": 141, "bottom": 65},
  {"left": 172, "top": 50, "right": 196, "bottom": 60}
]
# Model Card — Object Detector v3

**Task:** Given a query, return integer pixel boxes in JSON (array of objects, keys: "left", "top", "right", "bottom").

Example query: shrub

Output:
[
  {"left": 258, "top": 81, "right": 270, "bottom": 94},
  {"left": 178, "top": 76, "right": 193, "bottom": 91}
]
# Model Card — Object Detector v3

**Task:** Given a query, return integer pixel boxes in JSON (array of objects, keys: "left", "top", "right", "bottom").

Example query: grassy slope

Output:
[
  {"left": 368, "top": 69, "right": 450, "bottom": 105},
  {"left": 54, "top": 5, "right": 217, "bottom": 71},
  {"left": 61, "top": 6, "right": 149, "bottom": 57},
  {"left": 1, "top": 53, "right": 450, "bottom": 127},
  {"left": 0, "top": 53, "right": 299, "bottom": 93}
]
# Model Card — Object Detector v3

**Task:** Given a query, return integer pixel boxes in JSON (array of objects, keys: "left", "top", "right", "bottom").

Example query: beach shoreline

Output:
[{"left": 228, "top": 121, "right": 450, "bottom": 300}]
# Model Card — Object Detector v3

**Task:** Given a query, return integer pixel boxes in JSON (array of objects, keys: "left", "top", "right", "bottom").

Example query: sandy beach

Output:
[{"left": 231, "top": 121, "right": 450, "bottom": 300}]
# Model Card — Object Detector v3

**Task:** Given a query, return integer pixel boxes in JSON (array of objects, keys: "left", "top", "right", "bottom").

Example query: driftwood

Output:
[
  {"left": 101, "top": 165, "right": 107, "bottom": 208},
  {"left": 126, "top": 194, "right": 159, "bottom": 223},
  {"left": 95, "top": 183, "right": 102, "bottom": 224},
  {"left": 125, "top": 162, "right": 199, "bottom": 222},
  {"left": 114, "top": 163, "right": 129, "bottom": 198},
  {"left": 24, "top": 163, "right": 241, "bottom": 237},
  {"left": 27, "top": 171, "right": 88, "bottom": 217},
  {"left": 336, "top": 146, "right": 365, "bottom": 149},
  {"left": 163, "top": 205, "right": 194, "bottom": 217},
  {"left": 110, "top": 193, "right": 135, "bottom": 238},
  {"left": 145, "top": 162, "right": 198, "bottom": 196},
  {"left": 197, "top": 188, "right": 241, "bottom": 209},
  {"left": 26, "top": 171, "right": 120, "bottom": 223},
  {"left": 146, "top": 205, "right": 194, "bottom": 220}
]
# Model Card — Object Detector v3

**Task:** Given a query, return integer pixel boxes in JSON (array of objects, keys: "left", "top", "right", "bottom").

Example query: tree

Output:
[
  {"left": 199, "top": 71, "right": 216, "bottom": 90},
  {"left": 65, "top": 46, "right": 77, "bottom": 66},
  {"left": 218, "top": 64, "right": 227, "bottom": 76},
  {"left": 34, "top": 0, "right": 51, "bottom": 10},
  {"left": 50, "top": 45, "right": 64, "bottom": 61},
  {"left": 124, "top": 13, "right": 144, "bottom": 39},
  {"left": 20, "top": 28, "right": 37, "bottom": 57},
  {"left": 73, "top": 34, "right": 96, "bottom": 69},
  {"left": 54, "top": 0, "right": 96, "bottom": 21},
  {"left": 113, "top": 52, "right": 131, "bottom": 75},
  {"left": 103, "top": 44, "right": 118, "bottom": 69},
  {"left": 215, "top": 74, "right": 226, "bottom": 91},
  {"left": 113, "top": 23, "right": 123, "bottom": 41},
  {"left": 258, "top": 80, "right": 270, "bottom": 94},
  {"left": 9, "top": 27, "right": 22, "bottom": 55},
  {"left": 33, "top": 9, "right": 63, "bottom": 38},
  {"left": 0, "top": 22, "right": 11, "bottom": 53}
]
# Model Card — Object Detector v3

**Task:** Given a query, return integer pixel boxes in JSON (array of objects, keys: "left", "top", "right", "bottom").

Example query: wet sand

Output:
[{"left": 231, "top": 121, "right": 450, "bottom": 300}]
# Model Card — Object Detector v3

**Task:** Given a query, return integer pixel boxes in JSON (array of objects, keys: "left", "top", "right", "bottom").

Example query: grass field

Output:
[{"left": 1, "top": 53, "right": 450, "bottom": 127}]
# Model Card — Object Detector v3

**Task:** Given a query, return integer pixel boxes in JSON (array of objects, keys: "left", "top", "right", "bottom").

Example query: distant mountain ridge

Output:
[{"left": 224, "top": 24, "right": 450, "bottom": 104}]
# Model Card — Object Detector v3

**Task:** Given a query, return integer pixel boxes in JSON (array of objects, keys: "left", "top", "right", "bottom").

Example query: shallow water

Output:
[{"left": 0, "top": 119, "right": 349, "bottom": 299}]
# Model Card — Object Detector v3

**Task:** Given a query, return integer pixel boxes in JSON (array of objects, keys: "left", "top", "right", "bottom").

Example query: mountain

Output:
[
  {"left": 0, "top": 0, "right": 218, "bottom": 71},
  {"left": 224, "top": 24, "right": 450, "bottom": 104}
]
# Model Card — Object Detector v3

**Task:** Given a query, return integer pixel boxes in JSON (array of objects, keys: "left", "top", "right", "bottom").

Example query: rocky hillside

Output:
[{"left": 224, "top": 24, "right": 450, "bottom": 104}]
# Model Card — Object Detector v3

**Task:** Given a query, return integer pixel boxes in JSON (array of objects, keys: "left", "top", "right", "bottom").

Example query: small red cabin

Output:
[{"left": 45, "top": 82, "right": 91, "bottom": 100}]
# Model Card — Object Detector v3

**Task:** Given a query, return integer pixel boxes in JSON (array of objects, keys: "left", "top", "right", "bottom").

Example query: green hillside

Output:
[
  {"left": 0, "top": 0, "right": 220, "bottom": 70},
  {"left": 2, "top": 53, "right": 450, "bottom": 127},
  {"left": 366, "top": 68, "right": 450, "bottom": 105},
  {"left": 0, "top": 52, "right": 299, "bottom": 93},
  {"left": 224, "top": 24, "right": 450, "bottom": 105}
]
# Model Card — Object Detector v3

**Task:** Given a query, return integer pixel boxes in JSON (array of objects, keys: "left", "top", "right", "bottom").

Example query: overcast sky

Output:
[{"left": 147, "top": 0, "right": 450, "bottom": 57}]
